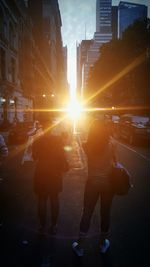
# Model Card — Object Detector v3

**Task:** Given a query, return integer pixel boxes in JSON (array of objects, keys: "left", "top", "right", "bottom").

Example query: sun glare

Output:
[{"left": 67, "top": 100, "right": 83, "bottom": 121}]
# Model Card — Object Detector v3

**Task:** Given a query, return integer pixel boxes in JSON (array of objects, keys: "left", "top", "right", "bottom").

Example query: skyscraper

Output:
[
  {"left": 76, "top": 40, "right": 93, "bottom": 98},
  {"left": 118, "top": 1, "right": 147, "bottom": 38},
  {"left": 83, "top": 0, "right": 112, "bottom": 90},
  {"left": 96, "top": 0, "right": 112, "bottom": 33},
  {"left": 77, "top": 0, "right": 113, "bottom": 98},
  {"left": 112, "top": 6, "right": 118, "bottom": 40}
]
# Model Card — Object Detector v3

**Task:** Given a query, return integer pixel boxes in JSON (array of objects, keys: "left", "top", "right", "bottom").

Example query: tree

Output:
[{"left": 87, "top": 20, "right": 150, "bottom": 108}]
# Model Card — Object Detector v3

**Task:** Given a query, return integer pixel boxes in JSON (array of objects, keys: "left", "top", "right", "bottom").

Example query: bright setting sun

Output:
[{"left": 67, "top": 99, "right": 83, "bottom": 121}]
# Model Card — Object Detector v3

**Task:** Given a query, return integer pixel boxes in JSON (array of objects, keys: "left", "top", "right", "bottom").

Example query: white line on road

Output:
[{"left": 116, "top": 140, "right": 150, "bottom": 162}]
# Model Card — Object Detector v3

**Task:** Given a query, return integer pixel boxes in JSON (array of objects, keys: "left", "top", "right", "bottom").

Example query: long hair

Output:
[{"left": 86, "top": 119, "right": 110, "bottom": 155}]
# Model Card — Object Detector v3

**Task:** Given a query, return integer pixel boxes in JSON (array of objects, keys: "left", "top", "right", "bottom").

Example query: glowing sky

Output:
[{"left": 58, "top": 0, "right": 150, "bottom": 95}]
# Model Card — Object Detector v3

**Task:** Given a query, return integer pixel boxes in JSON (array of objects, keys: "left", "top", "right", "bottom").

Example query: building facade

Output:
[
  {"left": 118, "top": 1, "right": 147, "bottom": 38},
  {"left": 77, "top": 0, "right": 112, "bottom": 99},
  {"left": 96, "top": 0, "right": 112, "bottom": 33},
  {"left": 0, "top": 0, "right": 66, "bottom": 127},
  {"left": 0, "top": 0, "right": 34, "bottom": 125},
  {"left": 76, "top": 40, "right": 93, "bottom": 99},
  {"left": 112, "top": 6, "right": 118, "bottom": 40}
]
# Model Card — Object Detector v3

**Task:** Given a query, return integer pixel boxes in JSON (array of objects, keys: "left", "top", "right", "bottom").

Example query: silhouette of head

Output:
[{"left": 87, "top": 118, "right": 110, "bottom": 153}]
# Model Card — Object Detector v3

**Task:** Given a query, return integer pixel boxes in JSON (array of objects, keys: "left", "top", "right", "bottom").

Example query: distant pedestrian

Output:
[
  {"left": 72, "top": 118, "right": 116, "bottom": 256},
  {"left": 0, "top": 134, "right": 8, "bottom": 226},
  {"left": 32, "top": 114, "right": 69, "bottom": 234},
  {"left": 0, "top": 134, "right": 8, "bottom": 163},
  {"left": 28, "top": 120, "right": 41, "bottom": 137}
]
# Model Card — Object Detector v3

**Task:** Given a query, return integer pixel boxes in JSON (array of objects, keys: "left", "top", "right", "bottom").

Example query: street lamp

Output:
[{"left": 0, "top": 97, "right": 6, "bottom": 103}]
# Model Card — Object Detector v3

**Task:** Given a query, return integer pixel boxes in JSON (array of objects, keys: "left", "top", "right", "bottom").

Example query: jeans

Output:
[
  {"left": 80, "top": 179, "right": 113, "bottom": 234},
  {"left": 38, "top": 193, "right": 59, "bottom": 227}
]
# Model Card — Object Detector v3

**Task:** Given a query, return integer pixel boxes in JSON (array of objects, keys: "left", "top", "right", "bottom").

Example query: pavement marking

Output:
[{"left": 116, "top": 140, "right": 150, "bottom": 162}]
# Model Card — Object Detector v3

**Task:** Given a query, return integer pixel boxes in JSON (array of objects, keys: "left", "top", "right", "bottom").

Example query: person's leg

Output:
[
  {"left": 100, "top": 189, "right": 113, "bottom": 252},
  {"left": 37, "top": 194, "right": 47, "bottom": 230},
  {"left": 50, "top": 193, "right": 59, "bottom": 233},
  {"left": 80, "top": 181, "right": 99, "bottom": 234},
  {"left": 72, "top": 180, "right": 99, "bottom": 256}
]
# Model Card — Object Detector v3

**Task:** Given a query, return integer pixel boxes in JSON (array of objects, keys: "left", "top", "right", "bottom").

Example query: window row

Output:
[
  {"left": 0, "top": 48, "right": 16, "bottom": 83},
  {"left": 0, "top": 8, "right": 17, "bottom": 49}
]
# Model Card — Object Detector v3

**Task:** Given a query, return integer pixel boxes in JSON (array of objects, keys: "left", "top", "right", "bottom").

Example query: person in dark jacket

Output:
[
  {"left": 32, "top": 115, "right": 68, "bottom": 234},
  {"left": 0, "top": 134, "right": 8, "bottom": 226},
  {"left": 72, "top": 118, "right": 116, "bottom": 256},
  {"left": 0, "top": 134, "right": 8, "bottom": 161}
]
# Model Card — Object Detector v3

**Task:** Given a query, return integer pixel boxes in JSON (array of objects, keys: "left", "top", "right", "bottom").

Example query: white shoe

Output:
[
  {"left": 100, "top": 239, "right": 110, "bottom": 253},
  {"left": 72, "top": 242, "right": 84, "bottom": 257}
]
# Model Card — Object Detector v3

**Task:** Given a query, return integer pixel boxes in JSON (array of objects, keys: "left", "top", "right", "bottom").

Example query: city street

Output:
[
  {"left": 0, "top": 1, "right": 150, "bottom": 266},
  {"left": 0, "top": 131, "right": 150, "bottom": 267}
]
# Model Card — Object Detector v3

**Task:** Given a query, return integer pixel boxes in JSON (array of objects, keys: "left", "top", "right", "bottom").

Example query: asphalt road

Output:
[{"left": 0, "top": 134, "right": 150, "bottom": 267}]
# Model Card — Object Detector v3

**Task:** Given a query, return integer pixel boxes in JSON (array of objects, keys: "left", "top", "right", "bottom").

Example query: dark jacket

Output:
[{"left": 32, "top": 133, "right": 68, "bottom": 195}]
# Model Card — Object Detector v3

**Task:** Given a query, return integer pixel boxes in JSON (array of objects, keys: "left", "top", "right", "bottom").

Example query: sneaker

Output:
[
  {"left": 100, "top": 239, "right": 110, "bottom": 254},
  {"left": 72, "top": 242, "right": 84, "bottom": 257}
]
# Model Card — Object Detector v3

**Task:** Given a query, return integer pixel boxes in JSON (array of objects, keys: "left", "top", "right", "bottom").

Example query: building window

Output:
[
  {"left": 11, "top": 58, "right": 16, "bottom": 82},
  {"left": 0, "top": 8, "right": 4, "bottom": 33},
  {"left": 9, "top": 22, "right": 16, "bottom": 48},
  {"left": 0, "top": 48, "right": 6, "bottom": 80},
  {"left": 0, "top": 8, "right": 7, "bottom": 39}
]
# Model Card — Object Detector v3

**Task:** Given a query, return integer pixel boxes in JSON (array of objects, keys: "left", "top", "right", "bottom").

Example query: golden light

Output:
[{"left": 67, "top": 100, "right": 83, "bottom": 121}]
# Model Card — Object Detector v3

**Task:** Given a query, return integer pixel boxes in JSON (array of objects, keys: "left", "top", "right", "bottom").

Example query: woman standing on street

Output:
[
  {"left": 72, "top": 118, "right": 116, "bottom": 256},
  {"left": 32, "top": 115, "right": 68, "bottom": 234}
]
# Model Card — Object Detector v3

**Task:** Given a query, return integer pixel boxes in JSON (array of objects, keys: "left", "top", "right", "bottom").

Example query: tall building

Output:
[
  {"left": 112, "top": 6, "right": 118, "bottom": 40},
  {"left": 62, "top": 45, "right": 69, "bottom": 103},
  {"left": 96, "top": 0, "right": 112, "bottom": 33},
  {"left": 0, "top": 0, "right": 65, "bottom": 126},
  {"left": 77, "top": 0, "right": 112, "bottom": 97},
  {"left": 76, "top": 40, "right": 93, "bottom": 99},
  {"left": 118, "top": 1, "right": 147, "bottom": 38},
  {"left": 28, "top": 0, "right": 66, "bottom": 107},
  {"left": 0, "top": 0, "right": 34, "bottom": 125},
  {"left": 43, "top": 0, "right": 68, "bottom": 105}
]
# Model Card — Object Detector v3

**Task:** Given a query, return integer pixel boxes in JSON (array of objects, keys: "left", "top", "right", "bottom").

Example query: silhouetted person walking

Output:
[
  {"left": 0, "top": 134, "right": 8, "bottom": 161},
  {"left": 0, "top": 134, "right": 8, "bottom": 226},
  {"left": 32, "top": 115, "right": 68, "bottom": 234},
  {"left": 72, "top": 118, "right": 116, "bottom": 256}
]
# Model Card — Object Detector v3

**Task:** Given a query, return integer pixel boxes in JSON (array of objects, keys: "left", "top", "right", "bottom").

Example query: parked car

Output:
[
  {"left": 118, "top": 114, "right": 150, "bottom": 145},
  {"left": 105, "top": 114, "right": 120, "bottom": 136},
  {"left": 8, "top": 122, "right": 32, "bottom": 145}
]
